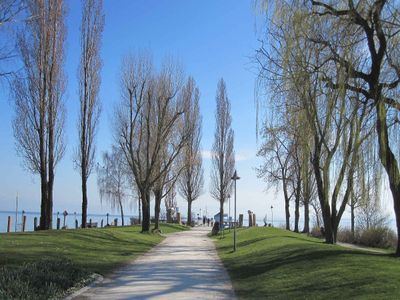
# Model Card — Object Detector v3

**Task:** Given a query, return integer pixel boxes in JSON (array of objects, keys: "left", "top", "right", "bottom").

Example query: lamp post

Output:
[
  {"left": 228, "top": 194, "right": 231, "bottom": 231},
  {"left": 231, "top": 170, "right": 240, "bottom": 252},
  {"left": 271, "top": 205, "right": 274, "bottom": 227}
]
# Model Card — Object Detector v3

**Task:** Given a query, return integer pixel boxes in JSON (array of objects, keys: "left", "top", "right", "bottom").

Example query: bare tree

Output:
[
  {"left": 255, "top": 1, "right": 373, "bottom": 243},
  {"left": 0, "top": 0, "right": 26, "bottom": 80},
  {"left": 115, "top": 53, "right": 190, "bottom": 232},
  {"left": 210, "top": 78, "right": 235, "bottom": 230},
  {"left": 177, "top": 77, "right": 204, "bottom": 226},
  {"left": 257, "top": 124, "right": 294, "bottom": 230},
  {"left": 165, "top": 179, "right": 177, "bottom": 223},
  {"left": 12, "top": 0, "right": 66, "bottom": 230},
  {"left": 97, "top": 146, "right": 130, "bottom": 226},
  {"left": 75, "top": 0, "right": 104, "bottom": 228}
]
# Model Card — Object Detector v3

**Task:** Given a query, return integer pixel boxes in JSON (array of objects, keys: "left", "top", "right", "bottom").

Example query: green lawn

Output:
[
  {"left": 214, "top": 227, "right": 400, "bottom": 299},
  {"left": 0, "top": 223, "right": 188, "bottom": 299},
  {"left": 0, "top": 223, "right": 188, "bottom": 274}
]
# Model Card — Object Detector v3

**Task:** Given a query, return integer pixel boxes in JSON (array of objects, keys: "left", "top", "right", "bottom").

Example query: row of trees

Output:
[
  {"left": 256, "top": 0, "right": 400, "bottom": 255},
  {"left": 5, "top": 0, "right": 236, "bottom": 233},
  {"left": 5, "top": 0, "right": 217, "bottom": 233},
  {"left": 11, "top": 0, "right": 103, "bottom": 230}
]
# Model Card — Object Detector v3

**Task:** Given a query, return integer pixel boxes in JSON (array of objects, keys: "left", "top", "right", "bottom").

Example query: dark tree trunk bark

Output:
[
  {"left": 81, "top": 174, "right": 88, "bottom": 228},
  {"left": 47, "top": 170, "right": 54, "bottom": 230},
  {"left": 282, "top": 177, "right": 290, "bottom": 230},
  {"left": 40, "top": 174, "right": 47, "bottom": 230},
  {"left": 154, "top": 190, "right": 162, "bottom": 230},
  {"left": 119, "top": 199, "right": 124, "bottom": 226},
  {"left": 187, "top": 199, "right": 192, "bottom": 226},
  {"left": 219, "top": 200, "right": 224, "bottom": 231},
  {"left": 351, "top": 201, "right": 355, "bottom": 237},
  {"left": 376, "top": 101, "right": 400, "bottom": 256},
  {"left": 141, "top": 190, "right": 151, "bottom": 232},
  {"left": 138, "top": 195, "right": 141, "bottom": 224},
  {"left": 294, "top": 180, "right": 301, "bottom": 233},
  {"left": 303, "top": 199, "right": 310, "bottom": 233}
]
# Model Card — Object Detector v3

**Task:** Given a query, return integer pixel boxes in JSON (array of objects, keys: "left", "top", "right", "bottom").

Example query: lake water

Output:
[
  {"left": 0, "top": 210, "right": 137, "bottom": 232},
  {"left": 0, "top": 210, "right": 397, "bottom": 233}
]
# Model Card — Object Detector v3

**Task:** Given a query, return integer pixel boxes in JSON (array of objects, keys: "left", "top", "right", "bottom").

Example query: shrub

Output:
[
  {"left": 310, "top": 225, "right": 324, "bottom": 238},
  {"left": 0, "top": 258, "right": 90, "bottom": 299},
  {"left": 357, "top": 226, "right": 397, "bottom": 249},
  {"left": 337, "top": 228, "right": 357, "bottom": 244}
]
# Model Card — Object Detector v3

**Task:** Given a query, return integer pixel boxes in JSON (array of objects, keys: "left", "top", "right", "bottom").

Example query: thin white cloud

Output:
[
  {"left": 201, "top": 150, "right": 253, "bottom": 162},
  {"left": 201, "top": 150, "right": 214, "bottom": 160}
]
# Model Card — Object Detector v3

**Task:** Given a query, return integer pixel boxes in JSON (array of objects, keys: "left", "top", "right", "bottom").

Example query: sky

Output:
[{"left": 0, "top": 0, "right": 395, "bottom": 226}]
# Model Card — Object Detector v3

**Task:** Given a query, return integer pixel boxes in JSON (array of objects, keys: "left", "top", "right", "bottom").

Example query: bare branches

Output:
[
  {"left": 97, "top": 146, "right": 130, "bottom": 226},
  {"left": 76, "top": 0, "right": 104, "bottom": 228},
  {"left": 115, "top": 52, "right": 191, "bottom": 232},
  {"left": 210, "top": 78, "right": 235, "bottom": 227},
  {"left": 177, "top": 77, "right": 204, "bottom": 225},
  {"left": 12, "top": 0, "right": 66, "bottom": 230}
]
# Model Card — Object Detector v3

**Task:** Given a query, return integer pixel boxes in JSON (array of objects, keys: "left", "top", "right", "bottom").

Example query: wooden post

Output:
[
  {"left": 253, "top": 214, "right": 256, "bottom": 227},
  {"left": 239, "top": 214, "right": 243, "bottom": 227},
  {"left": 22, "top": 215, "right": 26, "bottom": 232},
  {"left": 101, "top": 219, "right": 104, "bottom": 228},
  {"left": 75, "top": 219, "right": 78, "bottom": 229},
  {"left": 7, "top": 216, "right": 11, "bottom": 233},
  {"left": 248, "top": 211, "right": 253, "bottom": 227},
  {"left": 57, "top": 218, "right": 60, "bottom": 230},
  {"left": 34, "top": 217, "right": 38, "bottom": 231},
  {"left": 89, "top": 218, "right": 92, "bottom": 227},
  {"left": 177, "top": 212, "right": 181, "bottom": 225}
]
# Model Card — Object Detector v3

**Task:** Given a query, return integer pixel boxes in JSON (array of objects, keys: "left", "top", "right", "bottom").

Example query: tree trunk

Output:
[
  {"left": 294, "top": 199, "right": 300, "bottom": 232},
  {"left": 219, "top": 200, "right": 224, "bottom": 231},
  {"left": 187, "top": 199, "right": 192, "bottom": 226},
  {"left": 47, "top": 170, "right": 54, "bottom": 230},
  {"left": 81, "top": 175, "right": 88, "bottom": 228},
  {"left": 294, "top": 181, "right": 301, "bottom": 232},
  {"left": 303, "top": 199, "right": 309, "bottom": 233},
  {"left": 282, "top": 178, "right": 290, "bottom": 230},
  {"left": 138, "top": 195, "right": 141, "bottom": 224},
  {"left": 141, "top": 190, "right": 151, "bottom": 232},
  {"left": 376, "top": 101, "right": 400, "bottom": 256},
  {"left": 351, "top": 202, "right": 355, "bottom": 237},
  {"left": 154, "top": 190, "right": 162, "bottom": 230},
  {"left": 40, "top": 174, "right": 47, "bottom": 230},
  {"left": 119, "top": 199, "right": 124, "bottom": 226}
]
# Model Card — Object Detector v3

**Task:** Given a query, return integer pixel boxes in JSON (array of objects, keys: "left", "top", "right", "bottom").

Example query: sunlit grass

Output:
[{"left": 214, "top": 227, "right": 400, "bottom": 299}]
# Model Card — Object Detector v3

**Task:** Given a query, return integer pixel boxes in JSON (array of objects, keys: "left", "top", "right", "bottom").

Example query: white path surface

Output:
[{"left": 74, "top": 226, "right": 236, "bottom": 300}]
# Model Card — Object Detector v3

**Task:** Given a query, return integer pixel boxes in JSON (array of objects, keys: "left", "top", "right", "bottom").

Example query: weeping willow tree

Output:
[{"left": 255, "top": 1, "right": 374, "bottom": 243}]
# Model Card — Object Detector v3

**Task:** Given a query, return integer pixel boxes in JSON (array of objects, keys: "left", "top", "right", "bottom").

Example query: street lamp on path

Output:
[
  {"left": 231, "top": 170, "right": 240, "bottom": 252},
  {"left": 271, "top": 205, "right": 274, "bottom": 227},
  {"left": 228, "top": 194, "right": 231, "bottom": 231}
]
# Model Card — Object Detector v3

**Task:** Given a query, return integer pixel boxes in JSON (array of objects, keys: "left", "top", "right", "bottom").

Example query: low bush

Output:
[
  {"left": 337, "top": 226, "right": 397, "bottom": 249},
  {"left": 0, "top": 258, "right": 90, "bottom": 299},
  {"left": 337, "top": 228, "right": 357, "bottom": 244},
  {"left": 357, "top": 226, "right": 397, "bottom": 249},
  {"left": 310, "top": 225, "right": 324, "bottom": 238}
]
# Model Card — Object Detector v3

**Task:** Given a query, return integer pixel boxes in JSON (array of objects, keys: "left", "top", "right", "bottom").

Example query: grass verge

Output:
[
  {"left": 214, "top": 227, "right": 400, "bottom": 299},
  {"left": 0, "top": 223, "right": 188, "bottom": 299}
]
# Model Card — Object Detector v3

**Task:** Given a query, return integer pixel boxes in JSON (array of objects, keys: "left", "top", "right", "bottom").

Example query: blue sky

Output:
[{"left": 0, "top": 0, "right": 309, "bottom": 224}]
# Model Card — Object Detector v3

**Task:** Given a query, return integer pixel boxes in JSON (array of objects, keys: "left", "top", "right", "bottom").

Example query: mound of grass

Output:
[
  {"left": 0, "top": 224, "right": 187, "bottom": 298},
  {"left": 214, "top": 227, "right": 400, "bottom": 299},
  {"left": 0, "top": 258, "right": 90, "bottom": 299}
]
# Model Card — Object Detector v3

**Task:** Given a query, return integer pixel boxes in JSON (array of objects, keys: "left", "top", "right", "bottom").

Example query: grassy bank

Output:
[
  {"left": 214, "top": 227, "right": 400, "bottom": 299},
  {"left": 0, "top": 223, "right": 188, "bottom": 298}
]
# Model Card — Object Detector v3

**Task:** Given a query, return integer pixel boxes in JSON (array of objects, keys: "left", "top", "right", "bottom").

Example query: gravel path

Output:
[{"left": 73, "top": 226, "right": 236, "bottom": 300}]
